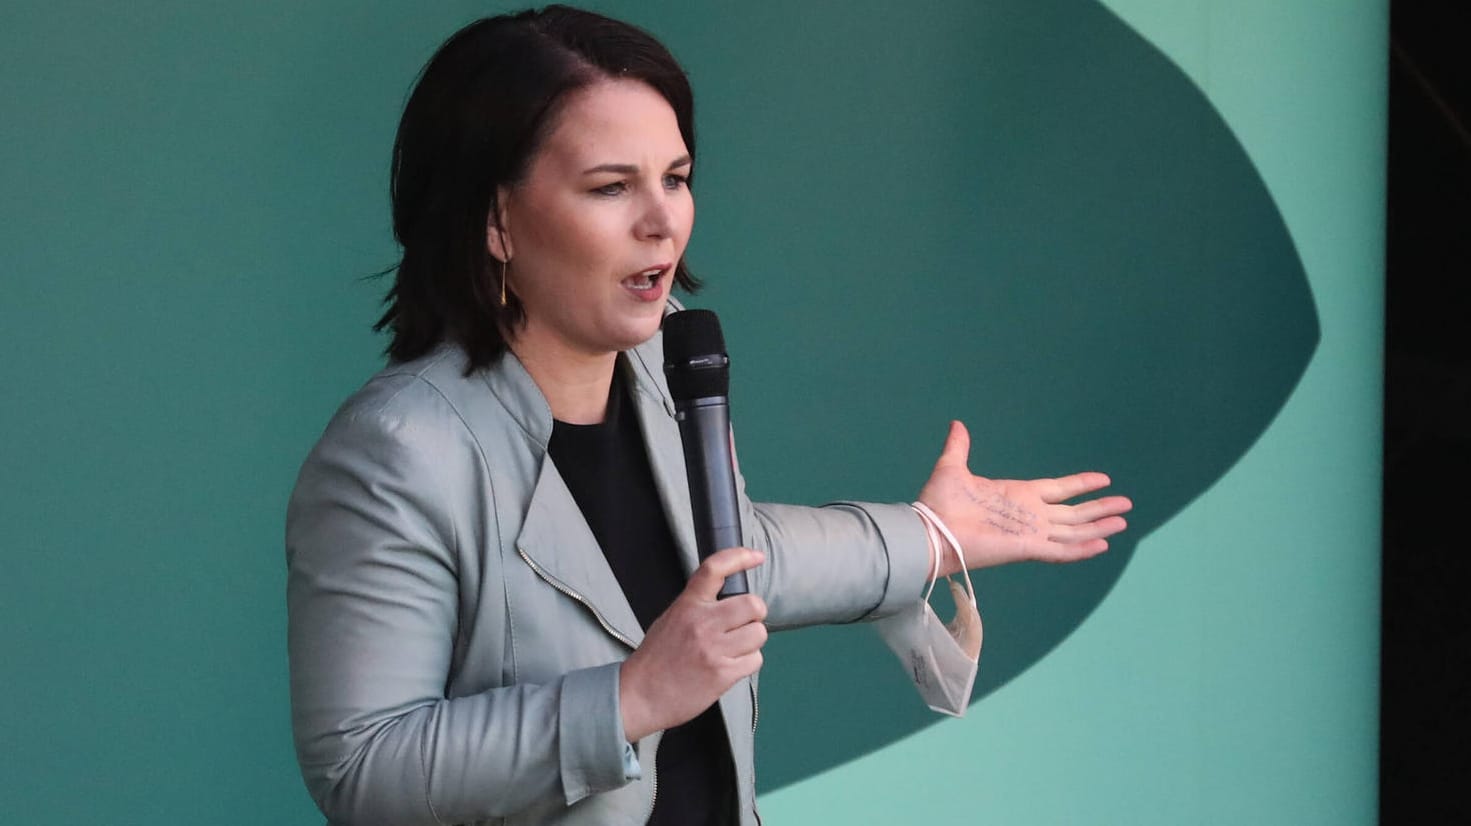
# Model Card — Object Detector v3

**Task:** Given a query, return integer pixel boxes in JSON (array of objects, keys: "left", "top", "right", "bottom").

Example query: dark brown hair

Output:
[{"left": 375, "top": 5, "right": 700, "bottom": 370}]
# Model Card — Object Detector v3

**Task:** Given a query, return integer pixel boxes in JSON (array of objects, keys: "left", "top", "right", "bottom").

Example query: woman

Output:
[{"left": 286, "top": 6, "right": 1131, "bottom": 825}]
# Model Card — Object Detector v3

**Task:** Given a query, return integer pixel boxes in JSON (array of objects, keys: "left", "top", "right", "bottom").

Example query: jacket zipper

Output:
[
  {"left": 648, "top": 770, "right": 659, "bottom": 822},
  {"left": 516, "top": 546, "right": 636, "bottom": 649},
  {"left": 749, "top": 679, "right": 761, "bottom": 824},
  {"left": 517, "top": 547, "right": 656, "bottom": 817}
]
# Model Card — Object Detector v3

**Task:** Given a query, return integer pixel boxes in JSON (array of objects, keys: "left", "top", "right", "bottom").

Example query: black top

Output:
[{"left": 548, "top": 367, "right": 736, "bottom": 826}]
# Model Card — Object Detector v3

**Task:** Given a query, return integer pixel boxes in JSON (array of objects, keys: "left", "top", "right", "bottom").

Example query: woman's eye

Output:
[
  {"left": 663, "top": 173, "right": 689, "bottom": 190},
  {"left": 593, "top": 181, "right": 627, "bottom": 196}
]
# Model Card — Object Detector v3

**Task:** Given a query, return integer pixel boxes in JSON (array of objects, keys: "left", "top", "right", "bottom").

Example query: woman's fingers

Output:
[
  {"left": 727, "top": 651, "right": 765, "bottom": 679},
  {"left": 1047, "top": 495, "right": 1134, "bottom": 525},
  {"left": 712, "top": 593, "right": 768, "bottom": 630},
  {"left": 1037, "top": 538, "right": 1111, "bottom": 563},
  {"left": 722, "top": 617, "right": 769, "bottom": 654},
  {"left": 1035, "top": 472, "right": 1116, "bottom": 504},
  {"left": 622, "top": 551, "right": 769, "bottom": 740},
  {"left": 1046, "top": 515, "right": 1128, "bottom": 545}
]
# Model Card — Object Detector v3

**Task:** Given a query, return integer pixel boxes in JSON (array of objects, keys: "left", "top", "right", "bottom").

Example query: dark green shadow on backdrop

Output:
[
  {"left": 0, "top": 0, "right": 1315, "bottom": 819},
  {"left": 632, "top": 0, "right": 1319, "bottom": 790}
]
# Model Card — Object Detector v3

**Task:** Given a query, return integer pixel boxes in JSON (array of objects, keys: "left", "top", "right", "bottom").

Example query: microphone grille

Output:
[{"left": 663, "top": 309, "right": 729, "bottom": 401}]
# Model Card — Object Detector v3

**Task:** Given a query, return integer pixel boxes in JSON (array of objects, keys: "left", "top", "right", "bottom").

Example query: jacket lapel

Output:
[
  {"left": 516, "top": 454, "right": 646, "bottom": 648},
  {"left": 478, "top": 348, "right": 647, "bottom": 648},
  {"left": 624, "top": 346, "right": 702, "bottom": 579},
  {"left": 482, "top": 338, "right": 703, "bottom": 648}
]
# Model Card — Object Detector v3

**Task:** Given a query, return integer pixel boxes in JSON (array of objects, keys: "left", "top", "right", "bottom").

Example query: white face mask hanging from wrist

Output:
[{"left": 872, "top": 502, "right": 983, "bottom": 717}]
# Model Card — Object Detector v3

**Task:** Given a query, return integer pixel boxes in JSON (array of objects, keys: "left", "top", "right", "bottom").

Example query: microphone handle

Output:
[{"left": 675, "top": 396, "right": 749, "bottom": 598}]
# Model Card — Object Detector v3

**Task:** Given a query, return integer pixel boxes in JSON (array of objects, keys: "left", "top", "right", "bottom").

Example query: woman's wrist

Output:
[
  {"left": 912, "top": 501, "right": 965, "bottom": 577},
  {"left": 617, "top": 660, "right": 655, "bottom": 743}
]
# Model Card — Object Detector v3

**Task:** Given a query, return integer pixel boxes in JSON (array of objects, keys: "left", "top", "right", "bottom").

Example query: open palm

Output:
[{"left": 918, "top": 421, "right": 1133, "bottom": 574}]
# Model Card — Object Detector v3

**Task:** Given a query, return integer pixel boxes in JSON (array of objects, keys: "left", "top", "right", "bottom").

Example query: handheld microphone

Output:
[{"left": 663, "top": 309, "right": 748, "bottom": 598}]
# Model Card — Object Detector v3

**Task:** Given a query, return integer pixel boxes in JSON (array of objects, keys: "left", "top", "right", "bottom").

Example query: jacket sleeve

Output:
[
  {"left": 743, "top": 500, "right": 933, "bottom": 629},
  {"left": 285, "top": 397, "right": 634, "bottom": 825},
  {"left": 725, "top": 432, "right": 932, "bottom": 629}
]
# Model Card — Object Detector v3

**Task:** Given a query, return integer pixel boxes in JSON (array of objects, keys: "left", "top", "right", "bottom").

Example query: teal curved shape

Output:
[{"left": 642, "top": 0, "right": 1319, "bottom": 789}]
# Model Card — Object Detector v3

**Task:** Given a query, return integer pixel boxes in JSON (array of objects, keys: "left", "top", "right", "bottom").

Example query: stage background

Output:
[{"left": 0, "top": 1, "right": 1382, "bottom": 823}]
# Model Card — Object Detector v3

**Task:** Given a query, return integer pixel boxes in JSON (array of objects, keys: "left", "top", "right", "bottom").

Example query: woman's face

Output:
[{"left": 494, "top": 78, "right": 694, "bottom": 360}]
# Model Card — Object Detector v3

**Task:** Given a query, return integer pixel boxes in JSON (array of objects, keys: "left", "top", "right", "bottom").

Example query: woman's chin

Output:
[
  {"left": 616, "top": 317, "right": 666, "bottom": 351},
  {"left": 615, "top": 298, "right": 670, "bottom": 349}
]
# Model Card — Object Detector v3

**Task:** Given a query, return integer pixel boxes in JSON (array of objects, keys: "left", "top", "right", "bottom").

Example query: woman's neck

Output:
[{"left": 510, "top": 335, "right": 618, "bottom": 425}]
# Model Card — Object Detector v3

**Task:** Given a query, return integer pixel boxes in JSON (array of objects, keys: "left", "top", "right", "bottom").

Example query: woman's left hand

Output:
[{"left": 917, "top": 420, "right": 1133, "bottom": 575}]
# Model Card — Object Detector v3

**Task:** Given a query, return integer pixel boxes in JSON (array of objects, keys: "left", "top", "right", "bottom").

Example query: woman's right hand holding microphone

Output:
[{"left": 618, "top": 547, "right": 768, "bottom": 742}]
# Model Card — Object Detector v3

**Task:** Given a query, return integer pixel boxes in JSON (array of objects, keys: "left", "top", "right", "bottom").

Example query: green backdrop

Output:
[{"left": 0, "top": 1, "right": 1383, "bottom": 823}]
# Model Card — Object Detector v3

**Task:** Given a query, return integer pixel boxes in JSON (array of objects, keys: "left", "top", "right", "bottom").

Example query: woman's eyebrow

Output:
[{"left": 581, "top": 155, "right": 692, "bottom": 175}]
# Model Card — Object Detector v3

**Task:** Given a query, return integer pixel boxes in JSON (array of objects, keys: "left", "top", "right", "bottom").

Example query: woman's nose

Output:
[{"left": 635, "top": 191, "right": 674, "bottom": 240}]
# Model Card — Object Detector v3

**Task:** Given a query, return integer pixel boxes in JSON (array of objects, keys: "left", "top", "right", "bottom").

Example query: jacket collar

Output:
[
  {"left": 624, "top": 339, "right": 701, "bottom": 580},
  {"left": 477, "top": 346, "right": 556, "bottom": 450}
]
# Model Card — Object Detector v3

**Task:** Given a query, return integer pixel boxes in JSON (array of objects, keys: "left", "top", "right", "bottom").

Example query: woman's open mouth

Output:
[{"left": 622, "top": 265, "right": 669, "bottom": 299}]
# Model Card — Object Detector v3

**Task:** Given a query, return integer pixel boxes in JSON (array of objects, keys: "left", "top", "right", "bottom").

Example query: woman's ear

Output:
[{"left": 486, "top": 189, "right": 513, "bottom": 262}]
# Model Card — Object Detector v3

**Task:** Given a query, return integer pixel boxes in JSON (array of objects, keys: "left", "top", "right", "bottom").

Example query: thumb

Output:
[{"left": 934, "top": 420, "right": 971, "bottom": 471}]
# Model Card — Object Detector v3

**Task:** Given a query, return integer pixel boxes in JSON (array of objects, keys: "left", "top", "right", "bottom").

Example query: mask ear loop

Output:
[
  {"left": 918, "top": 516, "right": 944, "bottom": 605},
  {"left": 911, "top": 502, "right": 977, "bottom": 609}
]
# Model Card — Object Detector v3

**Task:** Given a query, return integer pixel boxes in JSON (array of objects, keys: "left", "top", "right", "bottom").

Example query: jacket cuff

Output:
[
  {"left": 856, "top": 502, "right": 933, "bottom": 619},
  {"left": 558, "top": 662, "right": 637, "bottom": 805}
]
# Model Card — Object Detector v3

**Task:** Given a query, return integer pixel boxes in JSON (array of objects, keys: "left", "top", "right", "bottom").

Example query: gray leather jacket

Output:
[{"left": 285, "top": 326, "right": 931, "bottom": 825}]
